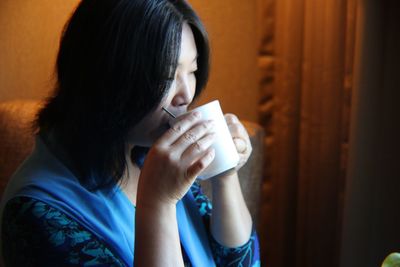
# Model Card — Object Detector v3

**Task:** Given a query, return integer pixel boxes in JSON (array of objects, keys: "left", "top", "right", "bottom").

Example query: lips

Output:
[{"left": 162, "top": 107, "right": 187, "bottom": 127}]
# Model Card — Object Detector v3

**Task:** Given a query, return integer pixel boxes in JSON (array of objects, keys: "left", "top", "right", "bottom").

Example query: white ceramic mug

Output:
[{"left": 172, "top": 100, "right": 239, "bottom": 180}]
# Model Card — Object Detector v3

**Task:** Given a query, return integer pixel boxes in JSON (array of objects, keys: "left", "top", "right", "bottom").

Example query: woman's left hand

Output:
[{"left": 225, "top": 114, "right": 252, "bottom": 171}]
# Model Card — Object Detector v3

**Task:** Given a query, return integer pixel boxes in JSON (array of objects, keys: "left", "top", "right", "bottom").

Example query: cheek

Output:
[
  {"left": 142, "top": 113, "right": 165, "bottom": 135},
  {"left": 127, "top": 113, "right": 163, "bottom": 144},
  {"left": 139, "top": 123, "right": 169, "bottom": 147},
  {"left": 189, "top": 74, "right": 196, "bottom": 95}
]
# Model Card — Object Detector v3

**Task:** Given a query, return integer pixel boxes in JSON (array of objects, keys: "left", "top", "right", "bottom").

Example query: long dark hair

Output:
[{"left": 35, "top": 0, "right": 210, "bottom": 190}]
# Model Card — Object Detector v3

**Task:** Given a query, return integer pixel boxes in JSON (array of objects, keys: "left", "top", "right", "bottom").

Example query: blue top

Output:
[{"left": 1, "top": 137, "right": 260, "bottom": 266}]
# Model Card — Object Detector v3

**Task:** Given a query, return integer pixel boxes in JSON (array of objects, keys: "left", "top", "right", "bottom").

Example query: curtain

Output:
[{"left": 257, "top": 0, "right": 399, "bottom": 266}]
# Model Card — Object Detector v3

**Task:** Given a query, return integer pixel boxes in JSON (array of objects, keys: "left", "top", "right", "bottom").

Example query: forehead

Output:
[{"left": 178, "top": 23, "right": 198, "bottom": 65}]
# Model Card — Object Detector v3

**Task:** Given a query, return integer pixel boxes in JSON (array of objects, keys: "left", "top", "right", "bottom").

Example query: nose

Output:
[{"left": 171, "top": 73, "right": 194, "bottom": 108}]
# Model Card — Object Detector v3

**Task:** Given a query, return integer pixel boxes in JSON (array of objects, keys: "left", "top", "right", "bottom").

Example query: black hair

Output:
[{"left": 35, "top": 0, "right": 210, "bottom": 190}]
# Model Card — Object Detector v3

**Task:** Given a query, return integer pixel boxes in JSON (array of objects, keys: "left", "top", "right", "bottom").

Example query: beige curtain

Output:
[
  {"left": 340, "top": 0, "right": 400, "bottom": 266},
  {"left": 257, "top": 0, "right": 400, "bottom": 266}
]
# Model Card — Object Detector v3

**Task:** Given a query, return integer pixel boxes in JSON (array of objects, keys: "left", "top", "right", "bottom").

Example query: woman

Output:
[{"left": 0, "top": 0, "right": 260, "bottom": 266}]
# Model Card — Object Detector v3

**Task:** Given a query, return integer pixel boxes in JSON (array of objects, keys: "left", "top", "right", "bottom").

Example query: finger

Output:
[
  {"left": 181, "top": 132, "right": 216, "bottom": 164},
  {"left": 156, "top": 111, "right": 201, "bottom": 146},
  {"left": 171, "top": 120, "right": 215, "bottom": 152},
  {"left": 185, "top": 148, "right": 215, "bottom": 180},
  {"left": 224, "top": 113, "right": 240, "bottom": 124},
  {"left": 228, "top": 123, "right": 248, "bottom": 138},
  {"left": 233, "top": 137, "right": 247, "bottom": 153}
]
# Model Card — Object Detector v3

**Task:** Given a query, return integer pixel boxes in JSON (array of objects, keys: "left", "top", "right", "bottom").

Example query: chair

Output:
[{"left": 0, "top": 100, "right": 264, "bottom": 221}]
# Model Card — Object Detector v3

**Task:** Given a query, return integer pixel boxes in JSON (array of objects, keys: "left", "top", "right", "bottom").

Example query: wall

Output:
[
  {"left": 0, "top": 0, "right": 80, "bottom": 101},
  {"left": 0, "top": 0, "right": 259, "bottom": 122},
  {"left": 190, "top": 1, "right": 258, "bottom": 121}
]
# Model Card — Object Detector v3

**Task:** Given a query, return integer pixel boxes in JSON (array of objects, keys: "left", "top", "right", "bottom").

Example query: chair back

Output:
[{"left": 0, "top": 100, "right": 41, "bottom": 198}]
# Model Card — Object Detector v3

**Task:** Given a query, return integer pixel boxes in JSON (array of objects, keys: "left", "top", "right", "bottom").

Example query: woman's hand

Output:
[
  {"left": 225, "top": 113, "right": 252, "bottom": 171},
  {"left": 137, "top": 111, "right": 216, "bottom": 206}
]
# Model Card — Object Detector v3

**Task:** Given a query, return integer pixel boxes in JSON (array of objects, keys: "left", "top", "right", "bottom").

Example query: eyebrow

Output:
[{"left": 178, "top": 54, "right": 198, "bottom": 66}]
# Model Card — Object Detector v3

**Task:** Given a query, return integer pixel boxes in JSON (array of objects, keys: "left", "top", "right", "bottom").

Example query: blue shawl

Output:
[{"left": 0, "top": 137, "right": 216, "bottom": 267}]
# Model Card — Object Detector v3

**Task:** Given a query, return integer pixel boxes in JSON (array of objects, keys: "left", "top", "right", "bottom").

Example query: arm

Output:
[
  {"left": 210, "top": 171, "right": 253, "bottom": 247},
  {"left": 210, "top": 114, "right": 254, "bottom": 247},
  {"left": 134, "top": 200, "right": 184, "bottom": 267},
  {"left": 191, "top": 182, "right": 260, "bottom": 266},
  {"left": 134, "top": 112, "right": 216, "bottom": 266}
]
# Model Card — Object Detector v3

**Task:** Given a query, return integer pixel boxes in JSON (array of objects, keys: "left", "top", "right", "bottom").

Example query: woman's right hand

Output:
[{"left": 137, "top": 111, "right": 216, "bottom": 206}]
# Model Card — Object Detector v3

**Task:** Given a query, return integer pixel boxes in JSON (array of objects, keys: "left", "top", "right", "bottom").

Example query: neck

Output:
[{"left": 120, "top": 145, "right": 141, "bottom": 206}]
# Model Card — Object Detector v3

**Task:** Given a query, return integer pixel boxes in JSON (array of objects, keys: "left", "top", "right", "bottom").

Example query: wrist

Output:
[
  {"left": 136, "top": 194, "right": 176, "bottom": 214},
  {"left": 211, "top": 170, "right": 238, "bottom": 187}
]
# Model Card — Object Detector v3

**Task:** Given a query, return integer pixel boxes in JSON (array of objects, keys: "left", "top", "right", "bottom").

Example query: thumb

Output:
[{"left": 233, "top": 138, "right": 247, "bottom": 153}]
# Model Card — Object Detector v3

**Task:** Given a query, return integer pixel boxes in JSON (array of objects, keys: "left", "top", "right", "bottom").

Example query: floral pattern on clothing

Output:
[
  {"left": 2, "top": 197, "right": 125, "bottom": 267},
  {"left": 209, "top": 233, "right": 260, "bottom": 267},
  {"left": 2, "top": 182, "right": 260, "bottom": 267},
  {"left": 191, "top": 181, "right": 261, "bottom": 267}
]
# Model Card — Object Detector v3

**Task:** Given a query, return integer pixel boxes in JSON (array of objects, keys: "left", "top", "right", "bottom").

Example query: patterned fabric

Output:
[
  {"left": 2, "top": 197, "right": 125, "bottom": 267},
  {"left": 2, "top": 182, "right": 260, "bottom": 267},
  {"left": 191, "top": 182, "right": 261, "bottom": 267}
]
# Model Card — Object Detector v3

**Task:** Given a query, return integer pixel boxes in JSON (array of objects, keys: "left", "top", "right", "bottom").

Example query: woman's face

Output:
[{"left": 128, "top": 22, "right": 198, "bottom": 147}]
